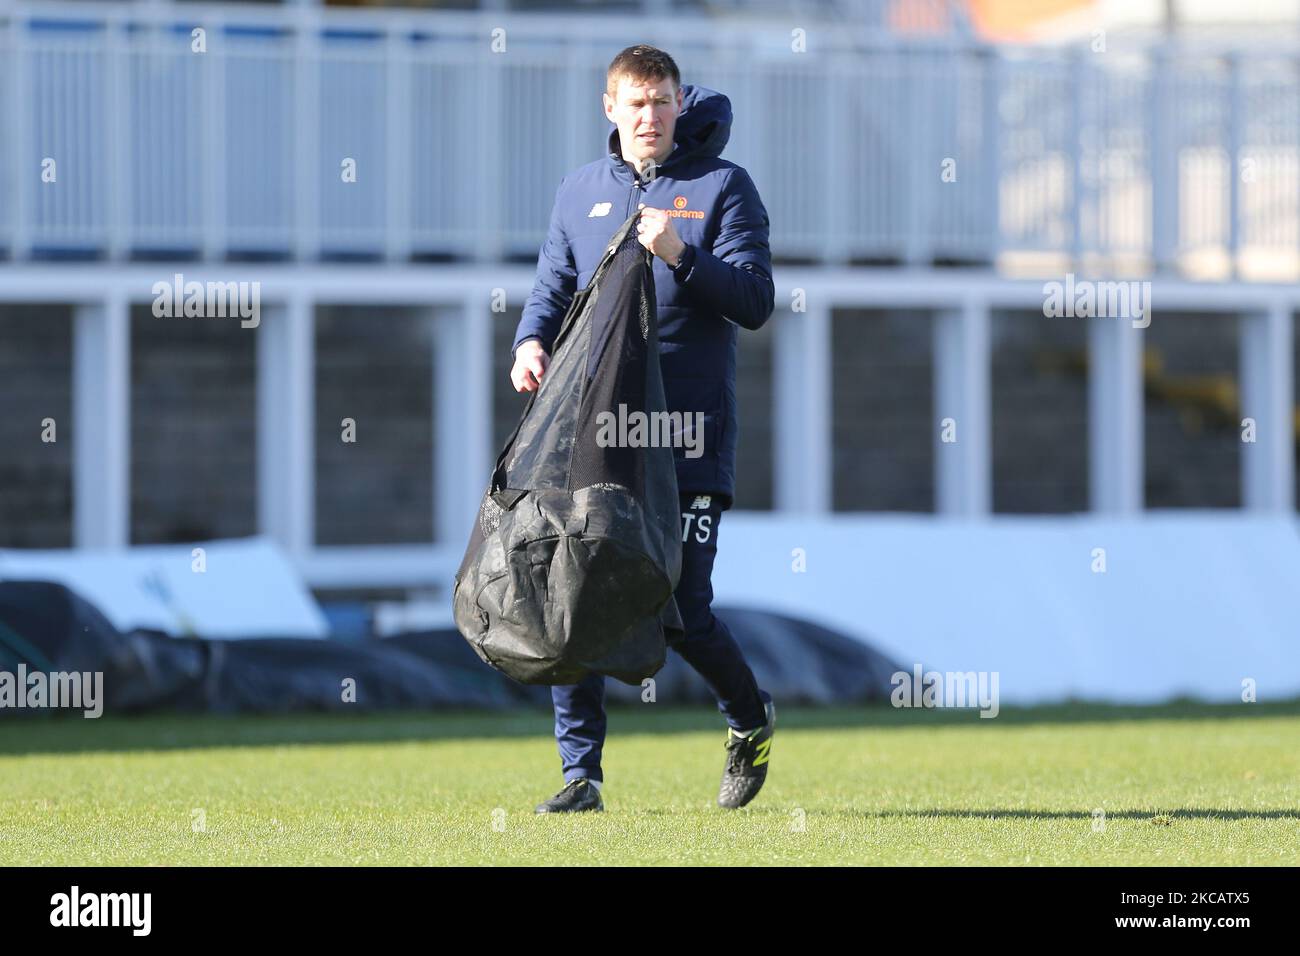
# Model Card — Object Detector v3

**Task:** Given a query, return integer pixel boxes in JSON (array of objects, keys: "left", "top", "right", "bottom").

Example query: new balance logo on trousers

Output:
[{"left": 535, "top": 491, "right": 775, "bottom": 812}]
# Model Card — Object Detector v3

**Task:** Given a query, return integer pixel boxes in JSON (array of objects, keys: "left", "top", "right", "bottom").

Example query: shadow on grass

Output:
[
  {"left": 627, "top": 807, "right": 1300, "bottom": 821},
  {"left": 852, "top": 808, "right": 1300, "bottom": 821},
  {"left": 0, "top": 697, "right": 1297, "bottom": 758}
]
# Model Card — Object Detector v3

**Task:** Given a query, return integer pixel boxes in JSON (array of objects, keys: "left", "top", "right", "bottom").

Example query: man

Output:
[{"left": 510, "top": 44, "right": 775, "bottom": 812}]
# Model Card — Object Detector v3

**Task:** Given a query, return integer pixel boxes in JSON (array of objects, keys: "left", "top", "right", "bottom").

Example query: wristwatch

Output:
[{"left": 668, "top": 244, "right": 695, "bottom": 277}]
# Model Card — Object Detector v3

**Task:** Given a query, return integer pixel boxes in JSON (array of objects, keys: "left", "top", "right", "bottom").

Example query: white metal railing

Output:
[
  {"left": 3, "top": 2, "right": 1300, "bottom": 591},
  {"left": 1, "top": 265, "right": 1295, "bottom": 588},
  {"left": 3, "top": 2, "right": 1300, "bottom": 273}
]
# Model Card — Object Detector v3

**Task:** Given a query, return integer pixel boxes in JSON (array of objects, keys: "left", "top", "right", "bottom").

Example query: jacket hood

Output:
[{"left": 606, "top": 83, "right": 732, "bottom": 180}]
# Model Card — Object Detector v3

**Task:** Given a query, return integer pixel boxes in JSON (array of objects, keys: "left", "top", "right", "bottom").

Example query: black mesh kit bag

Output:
[{"left": 453, "top": 210, "right": 684, "bottom": 685}]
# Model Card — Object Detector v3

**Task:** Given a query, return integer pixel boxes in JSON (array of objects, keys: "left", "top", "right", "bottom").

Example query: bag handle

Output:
[
  {"left": 489, "top": 384, "right": 536, "bottom": 506},
  {"left": 490, "top": 210, "right": 645, "bottom": 509},
  {"left": 548, "top": 209, "right": 643, "bottom": 356}
]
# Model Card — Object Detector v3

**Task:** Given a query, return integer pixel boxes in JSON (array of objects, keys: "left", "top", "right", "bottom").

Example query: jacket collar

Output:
[{"left": 606, "top": 131, "right": 683, "bottom": 185}]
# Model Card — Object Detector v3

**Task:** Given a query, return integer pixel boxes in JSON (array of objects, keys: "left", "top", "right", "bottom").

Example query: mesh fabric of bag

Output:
[{"left": 453, "top": 211, "right": 684, "bottom": 685}]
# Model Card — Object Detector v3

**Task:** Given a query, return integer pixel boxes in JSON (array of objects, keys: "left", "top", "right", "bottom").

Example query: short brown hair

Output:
[{"left": 606, "top": 45, "right": 680, "bottom": 98}]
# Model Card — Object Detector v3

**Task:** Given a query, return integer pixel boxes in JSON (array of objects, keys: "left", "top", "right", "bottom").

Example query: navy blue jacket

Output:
[{"left": 511, "top": 84, "right": 775, "bottom": 508}]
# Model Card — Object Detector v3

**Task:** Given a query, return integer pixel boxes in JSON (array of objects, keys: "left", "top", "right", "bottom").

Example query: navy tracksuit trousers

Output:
[{"left": 550, "top": 492, "right": 771, "bottom": 783}]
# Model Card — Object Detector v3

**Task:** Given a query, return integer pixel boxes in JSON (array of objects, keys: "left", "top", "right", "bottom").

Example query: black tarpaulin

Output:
[
  {"left": 0, "top": 580, "right": 906, "bottom": 716},
  {"left": 453, "top": 210, "right": 684, "bottom": 686}
]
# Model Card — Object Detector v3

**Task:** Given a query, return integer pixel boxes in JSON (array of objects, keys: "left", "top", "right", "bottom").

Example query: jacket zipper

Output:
[{"left": 626, "top": 171, "right": 642, "bottom": 218}]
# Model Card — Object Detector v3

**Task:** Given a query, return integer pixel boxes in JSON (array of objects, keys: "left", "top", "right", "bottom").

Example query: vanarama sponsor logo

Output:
[
  {"left": 50, "top": 886, "right": 151, "bottom": 936},
  {"left": 667, "top": 195, "right": 704, "bottom": 220}
]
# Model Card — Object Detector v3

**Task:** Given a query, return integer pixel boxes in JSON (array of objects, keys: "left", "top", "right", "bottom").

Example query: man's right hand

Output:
[{"left": 510, "top": 339, "right": 551, "bottom": 392}]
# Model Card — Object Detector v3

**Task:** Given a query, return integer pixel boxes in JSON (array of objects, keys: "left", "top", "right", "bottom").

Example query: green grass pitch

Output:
[{"left": 2, "top": 700, "right": 1296, "bottom": 866}]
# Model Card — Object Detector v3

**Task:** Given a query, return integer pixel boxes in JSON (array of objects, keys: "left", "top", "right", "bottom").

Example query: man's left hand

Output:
[{"left": 636, "top": 204, "right": 686, "bottom": 267}]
